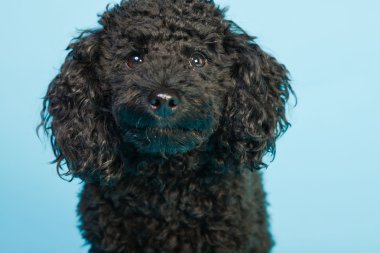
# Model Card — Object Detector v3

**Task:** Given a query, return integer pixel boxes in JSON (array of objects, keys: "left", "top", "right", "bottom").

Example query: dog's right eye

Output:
[{"left": 127, "top": 53, "right": 144, "bottom": 68}]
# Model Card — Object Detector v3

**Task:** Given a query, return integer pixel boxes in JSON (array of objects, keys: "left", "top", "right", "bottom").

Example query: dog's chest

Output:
[{"left": 79, "top": 171, "right": 255, "bottom": 252}]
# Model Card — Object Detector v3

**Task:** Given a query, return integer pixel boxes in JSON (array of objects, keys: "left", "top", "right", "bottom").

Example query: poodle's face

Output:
[
  {"left": 107, "top": 18, "right": 232, "bottom": 154},
  {"left": 41, "top": 0, "right": 292, "bottom": 180}
]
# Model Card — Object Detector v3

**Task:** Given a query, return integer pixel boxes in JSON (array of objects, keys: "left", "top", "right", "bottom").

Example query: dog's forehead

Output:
[{"left": 103, "top": 0, "right": 228, "bottom": 45}]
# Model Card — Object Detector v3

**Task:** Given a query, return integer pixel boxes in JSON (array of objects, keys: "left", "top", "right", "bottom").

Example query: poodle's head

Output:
[{"left": 40, "top": 0, "right": 293, "bottom": 182}]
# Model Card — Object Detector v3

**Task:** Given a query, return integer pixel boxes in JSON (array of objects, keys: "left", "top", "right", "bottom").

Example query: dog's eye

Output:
[
  {"left": 127, "top": 53, "right": 144, "bottom": 68},
  {"left": 190, "top": 53, "right": 207, "bottom": 68}
]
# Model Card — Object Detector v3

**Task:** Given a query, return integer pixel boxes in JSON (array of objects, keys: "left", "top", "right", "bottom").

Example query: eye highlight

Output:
[
  {"left": 190, "top": 52, "right": 207, "bottom": 68},
  {"left": 127, "top": 52, "right": 144, "bottom": 68}
]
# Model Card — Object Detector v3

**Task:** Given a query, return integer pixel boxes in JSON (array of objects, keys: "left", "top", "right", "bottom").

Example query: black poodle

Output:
[{"left": 40, "top": 0, "right": 293, "bottom": 252}]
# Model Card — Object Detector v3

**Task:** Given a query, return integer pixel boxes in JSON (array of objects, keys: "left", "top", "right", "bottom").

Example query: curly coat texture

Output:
[{"left": 39, "top": 0, "right": 293, "bottom": 252}]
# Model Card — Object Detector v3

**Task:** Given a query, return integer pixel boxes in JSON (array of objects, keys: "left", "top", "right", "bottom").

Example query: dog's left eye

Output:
[
  {"left": 190, "top": 52, "right": 207, "bottom": 68},
  {"left": 127, "top": 53, "right": 144, "bottom": 68}
]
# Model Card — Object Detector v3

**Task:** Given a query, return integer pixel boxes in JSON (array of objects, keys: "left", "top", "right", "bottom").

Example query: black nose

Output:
[{"left": 148, "top": 89, "right": 180, "bottom": 117}]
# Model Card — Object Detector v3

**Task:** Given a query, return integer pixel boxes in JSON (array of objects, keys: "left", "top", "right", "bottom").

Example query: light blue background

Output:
[{"left": 0, "top": 0, "right": 379, "bottom": 252}]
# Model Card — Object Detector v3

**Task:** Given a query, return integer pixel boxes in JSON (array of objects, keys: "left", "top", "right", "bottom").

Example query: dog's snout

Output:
[{"left": 148, "top": 89, "right": 180, "bottom": 117}]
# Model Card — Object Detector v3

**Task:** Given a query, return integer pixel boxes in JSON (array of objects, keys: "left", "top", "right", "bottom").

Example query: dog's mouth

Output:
[
  {"left": 114, "top": 104, "right": 217, "bottom": 155},
  {"left": 122, "top": 125, "right": 213, "bottom": 155},
  {"left": 123, "top": 126, "right": 210, "bottom": 154}
]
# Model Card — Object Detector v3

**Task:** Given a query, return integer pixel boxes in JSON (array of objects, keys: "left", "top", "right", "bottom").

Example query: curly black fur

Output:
[{"left": 39, "top": 0, "right": 293, "bottom": 252}]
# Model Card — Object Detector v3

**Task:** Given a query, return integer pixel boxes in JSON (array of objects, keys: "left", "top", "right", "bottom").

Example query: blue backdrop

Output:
[{"left": 1, "top": 0, "right": 379, "bottom": 252}]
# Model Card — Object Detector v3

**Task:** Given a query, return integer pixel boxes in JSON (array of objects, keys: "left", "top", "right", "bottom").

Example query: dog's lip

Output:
[
  {"left": 128, "top": 126, "right": 201, "bottom": 133},
  {"left": 122, "top": 120, "right": 203, "bottom": 133}
]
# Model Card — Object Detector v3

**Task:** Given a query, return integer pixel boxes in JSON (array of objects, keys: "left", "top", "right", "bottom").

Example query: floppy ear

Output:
[
  {"left": 223, "top": 23, "right": 293, "bottom": 170},
  {"left": 39, "top": 30, "right": 123, "bottom": 183}
]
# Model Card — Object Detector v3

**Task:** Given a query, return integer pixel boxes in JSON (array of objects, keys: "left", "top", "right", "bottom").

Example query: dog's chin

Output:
[{"left": 122, "top": 127, "right": 212, "bottom": 155}]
